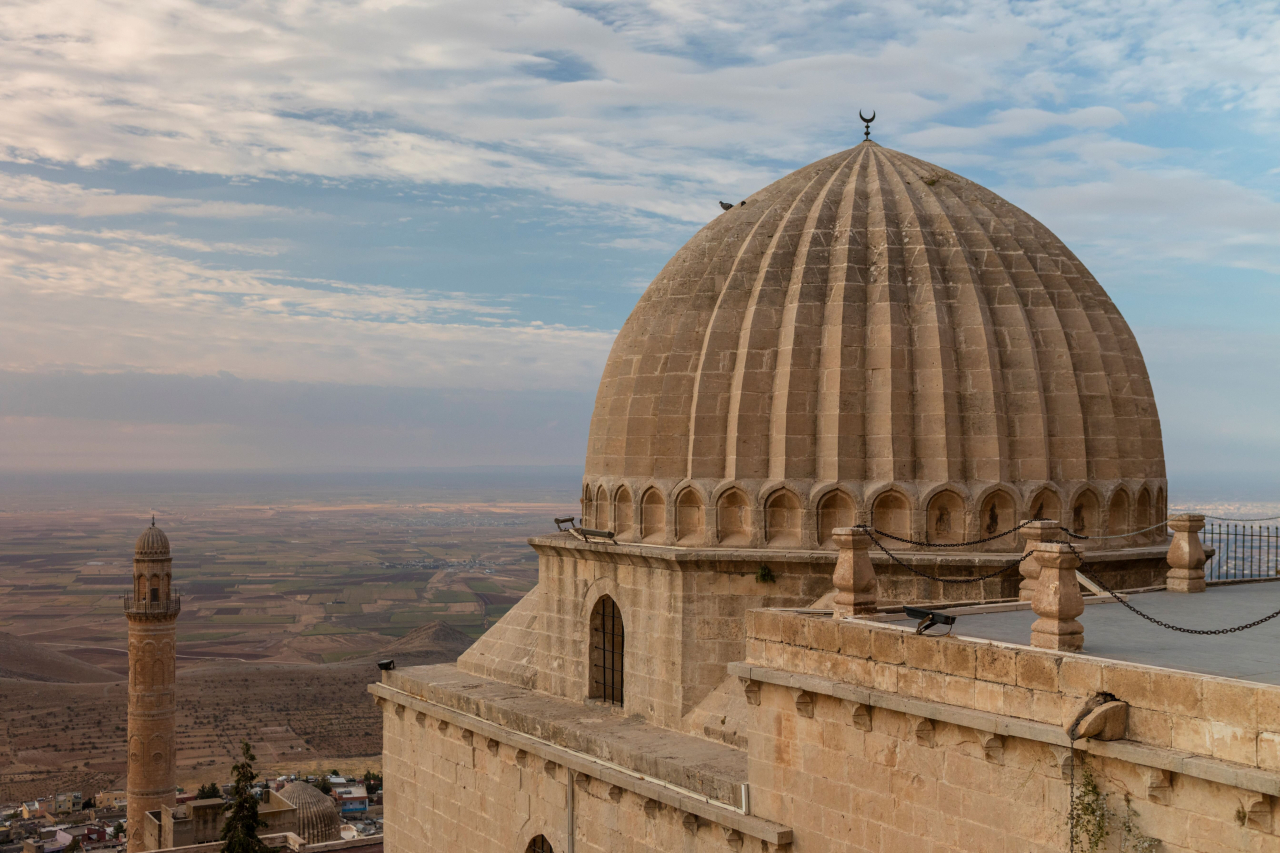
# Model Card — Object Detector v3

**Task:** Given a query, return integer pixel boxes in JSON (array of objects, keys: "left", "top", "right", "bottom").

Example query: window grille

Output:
[
  {"left": 590, "top": 595, "right": 624, "bottom": 706},
  {"left": 525, "top": 835, "right": 554, "bottom": 853}
]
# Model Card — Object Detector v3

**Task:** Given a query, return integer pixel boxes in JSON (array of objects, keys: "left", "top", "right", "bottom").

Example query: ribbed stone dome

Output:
[
  {"left": 134, "top": 522, "right": 170, "bottom": 558},
  {"left": 278, "top": 782, "right": 340, "bottom": 844},
  {"left": 582, "top": 141, "right": 1166, "bottom": 550}
]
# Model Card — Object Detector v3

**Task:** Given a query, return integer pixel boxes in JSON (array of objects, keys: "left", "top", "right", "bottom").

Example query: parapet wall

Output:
[{"left": 731, "top": 609, "right": 1280, "bottom": 851}]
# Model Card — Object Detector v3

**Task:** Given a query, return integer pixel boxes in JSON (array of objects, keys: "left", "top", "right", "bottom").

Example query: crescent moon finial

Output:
[{"left": 859, "top": 110, "right": 876, "bottom": 141}]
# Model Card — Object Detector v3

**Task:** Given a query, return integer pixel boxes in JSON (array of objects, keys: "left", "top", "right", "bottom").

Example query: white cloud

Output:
[
  {"left": 0, "top": 222, "right": 614, "bottom": 390},
  {"left": 0, "top": 172, "right": 292, "bottom": 218}
]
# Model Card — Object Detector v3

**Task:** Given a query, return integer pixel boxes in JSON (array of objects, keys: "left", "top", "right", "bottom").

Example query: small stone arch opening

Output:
[
  {"left": 1136, "top": 487, "right": 1152, "bottom": 535},
  {"left": 927, "top": 491, "right": 966, "bottom": 545},
  {"left": 979, "top": 490, "right": 1017, "bottom": 539},
  {"left": 1072, "top": 490, "right": 1100, "bottom": 537},
  {"left": 872, "top": 491, "right": 911, "bottom": 542},
  {"left": 716, "top": 489, "right": 750, "bottom": 546},
  {"left": 588, "top": 595, "right": 624, "bottom": 707},
  {"left": 525, "top": 836, "right": 554, "bottom": 853},
  {"left": 614, "top": 487, "right": 633, "bottom": 540},
  {"left": 641, "top": 488, "right": 666, "bottom": 543},
  {"left": 149, "top": 575, "right": 160, "bottom": 603},
  {"left": 1029, "top": 487, "right": 1062, "bottom": 524},
  {"left": 817, "top": 491, "right": 854, "bottom": 548},
  {"left": 581, "top": 485, "right": 594, "bottom": 529},
  {"left": 1156, "top": 487, "right": 1167, "bottom": 524},
  {"left": 594, "top": 486, "right": 608, "bottom": 530},
  {"left": 765, "top": 489, "right": 802, "bottom": 547},
  {"left": 675, "top": 488, "right": 704, "bottom": 545},
  {"left": 1107, "top": 489, "right": 1131, "bottom": 536}
]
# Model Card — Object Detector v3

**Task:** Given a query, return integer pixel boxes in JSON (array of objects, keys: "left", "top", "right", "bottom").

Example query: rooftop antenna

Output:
[{"left": 860, "top": 110, "right": 875, "bottom": 141}]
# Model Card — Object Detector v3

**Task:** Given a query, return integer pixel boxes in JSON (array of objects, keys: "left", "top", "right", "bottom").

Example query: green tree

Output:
[
  {"left": 362, "top": 771, "right": 382, "bottom": 796},
  {"left": 112, "top": 822, "right": 125, "bottom": 840},
  {"left": 220, "top": 742, "right": 268, "bottom": 853},
  {"left": 313, "top": 778, "right": 332, "bottom": 795},
  {"left": 196, "top": 782, "right": 222, "bottom": 800}
]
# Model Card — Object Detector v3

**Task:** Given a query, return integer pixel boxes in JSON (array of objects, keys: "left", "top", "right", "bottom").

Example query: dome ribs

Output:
[
  {"left": 685, "top": 163, "right": 822, "bottom": 479},
  {"left": 891, "top": 153, "right": 1009, "bottom": 486},
  {"left": 862, "top": 151, "right": 915, "bottom": 483},
  {"left": 724, "top": 160, "right": 840, "bottom": 480},
  {"left": 875, "top": 151, "right": 965, "bottom": 485},
  {"left": 584, "top": 142, "right": 1165, "bottom": 541},
  {"left": 929, "top": 178, "right": 1050, "bottom": 484},
  {"left": 768, "top": 150, "right": 862, "bottom": 481},
  {"left": 986, "top": 204, "right": 1120, "bottom": 482},
  {"left": 816, "top": 149, "right": 873, "bottom": 482}
]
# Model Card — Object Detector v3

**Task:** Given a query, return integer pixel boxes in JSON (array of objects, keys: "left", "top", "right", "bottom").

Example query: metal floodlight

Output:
[
  {"left": 554, "top": 515, "right": 576, "bottom": 531},
  {"left": 578, "top": 528, "right": 616, "bottom": 544},
  {"left": 377, "top": 659, "right": 396, "bottom": 671},
  {"left": 903, "top": 606, "right": 956, "bottom": 637}
]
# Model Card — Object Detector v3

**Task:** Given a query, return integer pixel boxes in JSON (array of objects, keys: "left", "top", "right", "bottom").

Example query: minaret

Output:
[{"left": 125, "top": 518, "right": 180, "bottom": 853}]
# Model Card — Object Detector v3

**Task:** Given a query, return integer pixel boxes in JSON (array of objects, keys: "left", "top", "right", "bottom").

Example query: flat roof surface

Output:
[{"left": 952, "top": 581, "right": 1280, "bottom": 684}]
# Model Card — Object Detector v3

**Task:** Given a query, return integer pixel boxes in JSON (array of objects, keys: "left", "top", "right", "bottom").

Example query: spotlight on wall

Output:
[
  {"left": 377, "top": 659, "right": 396, "bottom": 671},
  {"left": 902, "top": 606, "right": 956, "bottom": 637},
  {"left": 554, "top": 515, "right": 576, "bottom": 531}
]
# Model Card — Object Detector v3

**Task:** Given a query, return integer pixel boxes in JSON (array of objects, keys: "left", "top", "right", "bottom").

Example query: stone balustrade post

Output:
[
  {"left": 1030, "top": 542, "right": 1085, "bottom": 651},
  {"left": 832, "top": 527, "right": 877, "bottom": 618},
  {"left": 1166, "top": 513, "right": 1207, "bottom": 593},
  {"left": 1018, "top": 520, "right": 1061, "bottom": 601}
]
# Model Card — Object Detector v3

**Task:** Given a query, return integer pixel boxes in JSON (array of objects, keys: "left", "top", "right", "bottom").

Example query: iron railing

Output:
[
  {"left": 1203, "top": 523, "right": 1280, "bottom": 582},
  {"left": 122, "top": 592, "right": 182, "bottom": 616}
]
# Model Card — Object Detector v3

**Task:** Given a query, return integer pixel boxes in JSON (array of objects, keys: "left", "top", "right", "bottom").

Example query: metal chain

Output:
[
  {"left": 858, "top": 526, "right": 1026, "bottom": 584},
  {"left": 870, "top": 517, "right": 1048, "bottom": 549},
  {"left": 1060, "top": 539, "right": 1280, "bottom": 635},
  {"left": 1202, "top": 513, "right": 1280, "bottom": 522}
]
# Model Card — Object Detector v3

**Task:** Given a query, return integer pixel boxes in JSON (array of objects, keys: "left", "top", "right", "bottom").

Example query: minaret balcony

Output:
[{"left": 123, "top": 592, "right": 182, "bottom": 617}]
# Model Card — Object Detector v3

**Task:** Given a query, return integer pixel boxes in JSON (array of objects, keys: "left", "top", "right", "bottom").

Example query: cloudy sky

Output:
[{"left": 1, "top": 0, "right": 1278, "bottom": 491}]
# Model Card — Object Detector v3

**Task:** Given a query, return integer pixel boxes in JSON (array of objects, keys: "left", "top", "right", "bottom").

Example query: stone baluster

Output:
[
  {"left": 832, "top": 527, "right": 877, "bottom": 618},
  {"left": 1017, "top": 519, "right": 1061, "bottom": 601},
  {"left": 1030, "top": 542, "right": 1085, "bottom": 651},
  {"left": 1166, "top": 513, "right": 1207, "bottom": 593}
]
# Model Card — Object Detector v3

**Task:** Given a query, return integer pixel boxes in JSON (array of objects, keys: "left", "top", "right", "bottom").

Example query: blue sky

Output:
[{"left": 1, "top": 0, "right": 1278, "bottom": 491}]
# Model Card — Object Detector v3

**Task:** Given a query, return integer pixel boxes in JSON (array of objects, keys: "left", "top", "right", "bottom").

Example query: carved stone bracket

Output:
[
  {"left": 846, "top": 701, "right": 872, "bottom": 731},
  {"left": 486, "top": 738, "right": 500, "bottom": 756},
  {"left": 980, "top": 733, "right": 1004, "bottom": 764},
  {"left": 608, "top": 785, "right": 624, "bottom": 803},
  {"left": 912, "top": 717, "right": 935, "bottom": 748},
  {"left": 1243, "top": 793, "right": 1273, "bottom": 833},
  {"left": 437, "top": 720, "right": 449, "bottom": 735},
  {"left": 415, "top": 711, "right": 427, "bottom": 725},
  {"left": 722, "top": 827, "right": 744, "bottom": 850},
  {"left": 682, "top": 812, "right": 700, "bottom": 834},
  {"left": 543, "top": 760, "right": 559, "bottom": 778},
  {"left": 740, "top": 677, "right": 761, "bottom": 706},
  {"left": 643, "top": 798, "right": 661, "bottom": 818},
  {"left": 1142, "top": 767, "right": 1171, "bottom": 805},
  {"left": 791, "top": 689, "right": 814, "bottom": 719}
]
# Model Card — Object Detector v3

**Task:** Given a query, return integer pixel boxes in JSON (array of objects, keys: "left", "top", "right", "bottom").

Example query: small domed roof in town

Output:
[
  {"left": 134, "top": 519, "right": 171, "bottom": 558},
  {"left": 277, "top": 781, "right": 341, "bottom": 844},
  {"left": 582, "top": 141, "right": 1165, "bottom": 549}
]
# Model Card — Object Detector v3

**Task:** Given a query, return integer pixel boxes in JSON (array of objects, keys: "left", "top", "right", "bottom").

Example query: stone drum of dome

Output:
[{"left": 582, "top": 141, "right": 1165, "bottom": 552}]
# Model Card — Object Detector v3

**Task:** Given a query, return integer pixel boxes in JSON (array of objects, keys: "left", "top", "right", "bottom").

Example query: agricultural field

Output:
[{"left": 0, "top": 470, "right": 578, "bottom": 802}]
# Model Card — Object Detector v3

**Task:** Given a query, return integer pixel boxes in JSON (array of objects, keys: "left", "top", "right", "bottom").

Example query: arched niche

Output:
[
  {"left": 1107, "top": 489, "right": 1131, "bottom": 537},
  {"left": 765, "top": 489, "right": 802, "bottom": 547},
  {"left": 979, "top": 490, "right": 1017, "bottom": 539},
  {"left": 640, "top": 488, "right": 666, "bottom": 543},
  {"left": 594, "top": 485, "right": 608, "bottom": 530},
  {"left": 525, "top": 835, "right": 555, "bottom": 853},
  {"left": 581, "top": 485, "right": 594, "bottom": 530},
  {"left": 1029, "top": 487, "right": 1062, "bottom": 524},
  {"left": 1136, "top": 487, "right": 1152, "bottom": 534},
  {"left": 871, "top": 491, "right": 911, "bottom": 541},
  {"left": 1156, "top": 487, "right": 1166, "bottom": 524},
  {"left": 614, "top": 487, "right": 633, "bottom": 540},
  {"left": 716, "top": 489, "right": 750, "bottom": 546},
  {"left": 926, "top": 491, "right": 966, "bottom": 545},
  {"left": 675, "top": 488, "right": 704, "bottom": 545},
  {"left": 817, "top": 491, "right": 854, "bottom": 548},
  {"left": 1071, "top": 489, "right": 1100, "bottom": 537},
  {"left": 588, "top": 595, "right": 624, "bottom": 707}
]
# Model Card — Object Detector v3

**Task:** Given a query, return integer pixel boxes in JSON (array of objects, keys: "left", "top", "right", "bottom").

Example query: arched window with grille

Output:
[
  {"left": 589, "top": 595, "right": 624, "bottom": 706},
  {"left": 525, "top": 835, "right": 554, "bottom": 853}
]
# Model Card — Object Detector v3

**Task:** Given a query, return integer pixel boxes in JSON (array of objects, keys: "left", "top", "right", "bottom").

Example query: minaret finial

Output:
[
  {"left": 151, "top": 515, "right": 155, "bottom": 527},
  {"left": 859, "top": 110, "right": 875, "bottom": 141}
]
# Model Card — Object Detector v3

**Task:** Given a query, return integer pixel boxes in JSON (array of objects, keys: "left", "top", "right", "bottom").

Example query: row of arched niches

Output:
[{"left": 580, "top": 479, "right": 1169, "bottom": 552}]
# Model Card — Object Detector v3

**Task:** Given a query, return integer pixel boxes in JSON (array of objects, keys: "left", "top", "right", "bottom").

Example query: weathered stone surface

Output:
[{"left": 1167, "top": 513, "right": 1207, "bottom": 593}]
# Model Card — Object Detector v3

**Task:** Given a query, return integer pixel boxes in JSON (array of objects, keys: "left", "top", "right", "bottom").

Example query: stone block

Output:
[
  {"left": 873, "top": 662, "right": 899, "bottom": 693},
  {"left": 1103, "top": 665, "right": 1152, "bottom": 709},
  {"left": 1059, "top": 657, "right": 1104, "bottom": 697},
  {"left": 872, "top": 630, "right": 905, "bottom": 665},
  {"left": 838, "top": 621, "right": 873, "bottom": 658},
  {"left": 1171, "top": 715, "right": 1214, "bottom": 756},
  {"left": 1016, "top": 651, "right": 1060, "bottom": 692},
  {"left": 939, "top": 640, "right": 976, "bottom": 678},
  {"left": 1149, "top": 670, "right": 1204, "bottom": 717},
  {"left": 1203, "top": 678, "right": 1258, "bottom": 729},
  {"left": 809, "top": 618, "right": 842, "bottom": 653},
  {"left": 1125, "top": 707, "right": 1171, "bottom": 748},
  {"left": 1260, "top": 732, "right": 1280, "bottom": 773},
  {"left": 1003, "top": 685, "right": 1035, "bottom": 720},
  {"left": 976, "top": 645, "right": 1017, "bottom": 685},
  {"left": 903, "top": 633, "right": 942, "bottom": 672},
  {"left": 974, "top": 680, "right": 1004, "bottom": 715},
  {"left": 1210, "top": 721, "right": 1257, "bottom": 765}
]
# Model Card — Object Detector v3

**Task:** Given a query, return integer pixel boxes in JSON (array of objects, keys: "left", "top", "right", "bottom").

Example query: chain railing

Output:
[{"left": 1202, "top": 522, "right": 1280, "bottom": 582}]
